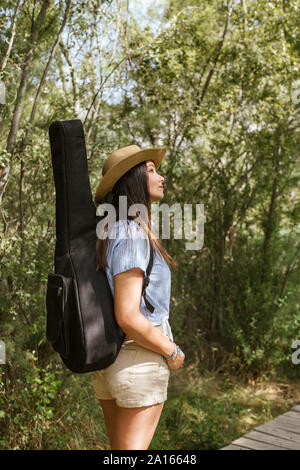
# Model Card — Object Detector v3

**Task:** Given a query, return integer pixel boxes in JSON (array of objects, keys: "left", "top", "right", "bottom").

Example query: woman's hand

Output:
[{"left": 165, "top": 344, "right": 185, "bottom": 370}]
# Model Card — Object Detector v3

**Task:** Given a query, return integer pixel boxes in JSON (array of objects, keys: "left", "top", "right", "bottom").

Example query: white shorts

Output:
[{"left": 90, "top": 322, "right": 171, "bottom": 408}]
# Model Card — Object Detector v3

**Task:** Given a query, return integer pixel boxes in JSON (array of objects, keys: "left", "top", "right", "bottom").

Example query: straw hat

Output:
[{"left": 94, "top": 144, "right": 166, "bottom": 204}]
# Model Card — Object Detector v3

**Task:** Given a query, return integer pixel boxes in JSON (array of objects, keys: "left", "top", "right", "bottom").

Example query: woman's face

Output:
[{"left": 146, "top": 160, "right": 165, "bottom": 203}]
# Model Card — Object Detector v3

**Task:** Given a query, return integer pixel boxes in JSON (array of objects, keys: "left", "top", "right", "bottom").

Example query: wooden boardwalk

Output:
[{"left": 221, "top": 405, "right": 300, "bottom": 450}]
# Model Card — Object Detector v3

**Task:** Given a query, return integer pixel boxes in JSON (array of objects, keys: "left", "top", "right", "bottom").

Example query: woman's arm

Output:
[{"left": 113, "top": 267, "right": 175, "bottom": 357}]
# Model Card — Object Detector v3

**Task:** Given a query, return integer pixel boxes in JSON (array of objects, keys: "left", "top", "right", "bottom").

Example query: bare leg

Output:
[
  {"left": 111, "top": 402, "right": 165, "bottom": 450},
  {"left": 99, "top": 399, "right": 117, "bottom": 448}
]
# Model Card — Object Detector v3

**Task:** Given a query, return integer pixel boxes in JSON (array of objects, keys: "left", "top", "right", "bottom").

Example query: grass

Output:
[
  {"left": 61, "top": 363, "right": 300, "bottom": 450},
  {"left": 2, "top": 360, "right": 299, "bottom": 450},
  {"left": 149, "top": 363, "right": 300, "bottom": 450}
]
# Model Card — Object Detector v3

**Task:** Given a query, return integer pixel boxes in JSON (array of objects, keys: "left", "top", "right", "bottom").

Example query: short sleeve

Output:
[{"left": 109, "top": 221, "right": 150, "bottom": 277}]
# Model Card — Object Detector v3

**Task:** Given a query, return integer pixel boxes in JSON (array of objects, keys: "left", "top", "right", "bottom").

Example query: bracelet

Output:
[{"left": 163, "top": 344, "right": 178, "bottom": 361}]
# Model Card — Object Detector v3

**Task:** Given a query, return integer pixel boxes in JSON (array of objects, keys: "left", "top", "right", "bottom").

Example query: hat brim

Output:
[{"left": 95, "top": 147, "right": 166, "bottom": 204}]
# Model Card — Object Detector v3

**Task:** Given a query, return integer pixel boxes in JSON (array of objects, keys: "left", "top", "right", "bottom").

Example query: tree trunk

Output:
[
  {"left": 17, "top": 0, "right": 71, "bottom": 262},
  {"left": 0, "top": 0, "right": 22, "bottom": 72},
  {"left": 0, "top": 0, "right": 50, "bottom": 206},
  {"left": 260, "top": 132, "right": 281, "bottom": 285}
]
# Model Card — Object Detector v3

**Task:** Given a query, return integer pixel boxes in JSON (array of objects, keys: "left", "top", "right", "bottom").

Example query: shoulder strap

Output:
[{"left": 141, "top": 240, "right": 155, "bottom": 313}]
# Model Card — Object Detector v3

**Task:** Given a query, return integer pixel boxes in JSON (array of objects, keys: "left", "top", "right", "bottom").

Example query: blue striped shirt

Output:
[{"left": 105, "top": 219, "right": 174, "bottom": 341}]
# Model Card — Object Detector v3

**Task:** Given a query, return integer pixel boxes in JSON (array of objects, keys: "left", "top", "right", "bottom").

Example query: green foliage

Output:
[
  {"left": 0, "top": 353, "right": 109, "bottom": 449},
  {"left": 0, "top": 356, "right": 68, "bottom": 449},
  {"left": 150, "top": 371, "right": 299, "bottom": 450}
]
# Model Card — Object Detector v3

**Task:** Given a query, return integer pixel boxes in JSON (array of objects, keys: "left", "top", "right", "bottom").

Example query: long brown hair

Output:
[{"left": 95, "top": 160, "right": 177, "bottom": 272}]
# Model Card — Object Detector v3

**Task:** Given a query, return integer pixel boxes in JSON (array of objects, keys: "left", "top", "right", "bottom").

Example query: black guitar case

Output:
[{"left": 45, "top": 119, "right": 154, "bottom": 373}]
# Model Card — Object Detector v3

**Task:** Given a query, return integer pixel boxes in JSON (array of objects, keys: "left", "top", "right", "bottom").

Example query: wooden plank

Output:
[
  {"left": 270, "top": 415, "right": 300, "bottom": 427},
  {"left": 219, "top": 406, "right": 300, "bottom": 450},
  {"left": 271, "top": 416, "right": 300, "bottom": 432},
  {"left": 221, "top": 444, "right": 250, "bottom": 450},
  {"left": 281, "top": 411, "right": 300, "bottom": 421},
  {"left": 271, "top": 414, "right": 300, "bottom": 426},
  {"left": 254, "top": 423, "right": 300, "bottom": 444},
  {"left": 231, "top": 437, "right": 287, "bottom": 450},
  {"left": 244, "top": 430, "right": 300, "bottom": 450},
  {"left": 268, "top": 419, "right": 300, "bottom": 435}
]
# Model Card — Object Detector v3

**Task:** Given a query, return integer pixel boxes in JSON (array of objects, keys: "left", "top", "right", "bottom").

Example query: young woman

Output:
[{"left": 91, "top": 144, "right": 185, "bottom": 450}]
